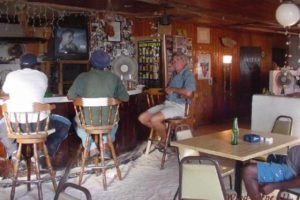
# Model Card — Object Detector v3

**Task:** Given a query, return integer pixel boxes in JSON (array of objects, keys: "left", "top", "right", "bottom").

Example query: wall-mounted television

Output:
[{"left": 54, "top": 27, "right": 88, "bottom": 60}]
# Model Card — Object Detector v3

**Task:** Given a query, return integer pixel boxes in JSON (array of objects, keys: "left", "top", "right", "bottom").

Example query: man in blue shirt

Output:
[{"left": 138, "top": 52, "right": 196, "bottom": 148}]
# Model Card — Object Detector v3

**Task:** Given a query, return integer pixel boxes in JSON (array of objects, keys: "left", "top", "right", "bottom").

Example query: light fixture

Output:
[
  {"left": 223, "top": 55, "right": 232, "bottom": 64},
  {"left": 276, "top": 1, "right": 300, "bottom": 27}
]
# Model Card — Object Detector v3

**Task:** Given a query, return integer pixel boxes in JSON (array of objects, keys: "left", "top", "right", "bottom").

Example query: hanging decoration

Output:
[
  {"left": 0, "top": 0, "right": 135, "bottom": 61},
  {"left": 276, "top": 1, "right": 300, "bottom": 27}
]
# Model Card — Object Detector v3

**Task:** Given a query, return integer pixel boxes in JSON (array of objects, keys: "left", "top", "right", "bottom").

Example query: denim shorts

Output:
[{"left": 257, "top": 162, "right": 295, "bottom": 183}]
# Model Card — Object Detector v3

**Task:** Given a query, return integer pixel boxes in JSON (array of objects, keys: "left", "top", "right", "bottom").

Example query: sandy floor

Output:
[{"left": 0, "top": 142, "right": 287, "bottom": 200}]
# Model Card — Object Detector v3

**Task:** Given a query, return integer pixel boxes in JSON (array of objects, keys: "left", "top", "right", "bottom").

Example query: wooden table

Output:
[{"left": 171, "top": 128, "right": 300, "bottom": 196}]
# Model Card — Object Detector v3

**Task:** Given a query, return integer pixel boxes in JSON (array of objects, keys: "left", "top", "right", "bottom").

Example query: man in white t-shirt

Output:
[{"left": 0, "top": 53, "right": 71, "bottom": 161}]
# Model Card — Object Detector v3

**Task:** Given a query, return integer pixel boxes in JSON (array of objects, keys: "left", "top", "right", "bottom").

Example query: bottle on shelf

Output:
[{"left": 231, "top": 117, "right": 239, "bottom": 145}]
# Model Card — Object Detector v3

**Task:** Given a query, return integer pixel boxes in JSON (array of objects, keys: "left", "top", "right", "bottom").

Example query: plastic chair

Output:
[
  {"left": 272, "top": 115, "right": 293, "bottom": 136},
  {"left": 255, "top": 115, "right": 293, "bottom": 161},
  {"left": 73, "top": 97, "right": 122, "bottom": 190},
  {"left": 54, "top": 148, "right": 91, "bottom": 200},
  {"left": 144, "top": 88, "right": 165, "bottom": 155},
  {"left": 2, "top": 102, "right": 57, "bottom": 200},
  {"left": 178, "top": 156, "right": 235, "bottom": 200},
  {"left": 173, "top": 125, "right": 234, "bottom": 199}
]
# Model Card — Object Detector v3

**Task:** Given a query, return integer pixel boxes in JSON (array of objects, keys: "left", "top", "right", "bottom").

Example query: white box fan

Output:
[{"left": 269, "top": 70, "right": 298, "bottom": 95}]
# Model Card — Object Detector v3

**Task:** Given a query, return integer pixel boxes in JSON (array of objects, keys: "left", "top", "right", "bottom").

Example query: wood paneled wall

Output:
[
  {"left": 26, "top": 16, "right": 285, "bottom": 128},
  {"left": 132, "top": 18, "right": 286, "bottom": 128}
]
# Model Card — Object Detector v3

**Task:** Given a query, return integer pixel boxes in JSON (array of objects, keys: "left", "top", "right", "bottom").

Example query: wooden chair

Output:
[
  {"left": 160, "top": 94, "right": 197, "bottom": 170},
  {"left": 54, "top": 148, "right": 91, "bottom": 200},
  {"left": 73, "top": 97, "right": 122, "bottom": 190},
  {"left": 2, "top": 102, "right": 57, "bottom": 200},
  {"left": 144, "top": 88, "right": 165, "bottom": 155},
  {"left": 178, "top": 156, "right": 235, "bottom": 200},
  {"left": 254, "top": 115, "right": 293, "bottom": 161}
]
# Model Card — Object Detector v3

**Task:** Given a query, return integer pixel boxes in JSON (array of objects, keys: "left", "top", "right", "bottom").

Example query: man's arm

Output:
[
  {"left": 165, "top": 87, "right": 193, "bottom": 99},
  {"left": 165, "top": 70, "right": 196, "bottom": 99},
  {"left": 261, "top": 176, "right": 300, "bottom": 195}
]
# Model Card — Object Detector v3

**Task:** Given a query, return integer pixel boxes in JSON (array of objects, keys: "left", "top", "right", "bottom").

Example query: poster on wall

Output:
[{"left": 197, "top": 53, "right": 211, "bottom": 80}]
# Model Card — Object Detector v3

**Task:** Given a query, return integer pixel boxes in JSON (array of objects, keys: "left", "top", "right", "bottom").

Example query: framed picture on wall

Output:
[
  {"left": 197, "top": 53, "right": 211, "bottom": 80},
  {"left": 197, "top": 27, "right": 210, "bottom": 44},
  {"left": 107, "top": 21, "right": 121, "bottom": 42}
]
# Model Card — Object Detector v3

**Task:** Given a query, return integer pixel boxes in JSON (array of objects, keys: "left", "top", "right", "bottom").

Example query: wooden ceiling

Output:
[{"left": 27, "top": 0, "right": 300, "bottom": 34}]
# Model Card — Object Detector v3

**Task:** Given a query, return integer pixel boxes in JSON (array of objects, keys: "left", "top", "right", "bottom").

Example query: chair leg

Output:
[
  {"left": 99, "top": 134, "right": 107, "bottom": 190},
  {"left": 25, "top": 144, "right": 32, "bottom": 192},
  {"left": 228, "top": 175, "right": 232, "bottom": 190},
  {"left": 10, "top": 143, "right": 22, "bottom": 200},
  {"left": 43, "top": 143, "right": 57, "bottom": 190},
  {"left": 173, "top": 186, "right": 179, "bottom": 200},
  {"left": 145, "top": 129, "right": 154, "bottom": 155},
  {"left": 94, "top": 135, "right": 100, "bottom": 176},
  {"left": 161, "top": 123, "right": 172, "bottom": 170},
  {"left": 79, "top": 136, "right": 91, "bottom": 185},
  {"left": 107, "top": 134, "right": 121, "bottom": 180},
  {"left": 33, "top": 144, "right": 43, "bottom": 200}
]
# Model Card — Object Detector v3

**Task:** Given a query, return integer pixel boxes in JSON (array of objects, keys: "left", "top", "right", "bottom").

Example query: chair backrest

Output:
[
  {"left": 180, "top": 92, "right": 198, "bottom": 127},
  {"left": 144, "top": 88, "right": 165, "bottom": 108},
  {"left": 271, "top": 115, "right": 293, "bottom": 136},
  {"left": 175, "top": 124, "right": 199, "bottom": 161},
  {"left": 2, "top": 102, "right": 55, "bottom": 139},
  {"left": 73, "top": 97, "right": 121, "bottom": 134},
  {"left": 179, "top": 156, "right": 227, "bottom": 200}
]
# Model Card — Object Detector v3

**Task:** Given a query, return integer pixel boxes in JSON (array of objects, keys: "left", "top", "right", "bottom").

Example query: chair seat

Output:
[
  {"left": 164, "top": 117, "right": 188, "bottom": 124},
  {"left": 220, "top": 165, "right": 234, "bottom": 177}
]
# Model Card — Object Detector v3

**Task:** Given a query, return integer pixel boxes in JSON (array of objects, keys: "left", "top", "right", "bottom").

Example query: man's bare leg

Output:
[
  {"left": 243, "top": 163, "right": 262, "bottom": 200},
  {"left": 150, "top": 112, "right": 166, "bottom": 143},
  {"left": 138, "top": 111, "right": 154, "bottom": 128}
]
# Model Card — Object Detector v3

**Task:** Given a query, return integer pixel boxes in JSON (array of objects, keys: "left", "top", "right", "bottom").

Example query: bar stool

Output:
[
  {"left": 73, "top": 97, "right": 122, "bottom": 190},
  {"left": 160, "top": 94, "right": 197, "bottom": 170},
  {"left": 2, "top": 102, "right": 57, "bottom": 200},
  {"left": 144, "top": 88, "right": 165, "bottom": 155}
]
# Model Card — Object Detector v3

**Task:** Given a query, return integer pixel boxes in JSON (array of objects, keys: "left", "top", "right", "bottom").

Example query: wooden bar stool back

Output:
[
  {"left": 144, "top": 88, "right": 165, "bottom": 155},
  {"left": 160, "top": 93, "right": 197, "bottom": 170},
  {"left": 2, "top": 102, "right": 57, "bottom": 200},
  {"left": 73, "top": 97, "right": 121, "bottom": 190}
]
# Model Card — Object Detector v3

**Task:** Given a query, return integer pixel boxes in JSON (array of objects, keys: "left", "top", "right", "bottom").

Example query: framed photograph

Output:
[
  {"left": 197, "top": 53, "right": 211, "bottom": 80},
  {"left": 197, "top": 27, "right": 210, "bottom": 44},
  {"left": 107, "top": 21, "right": 121, "bottom": 42}
]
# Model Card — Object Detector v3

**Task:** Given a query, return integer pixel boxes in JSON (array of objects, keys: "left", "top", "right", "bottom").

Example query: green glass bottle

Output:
[{"left": 231, "top": 117, "right": 239, "bottom": 145}]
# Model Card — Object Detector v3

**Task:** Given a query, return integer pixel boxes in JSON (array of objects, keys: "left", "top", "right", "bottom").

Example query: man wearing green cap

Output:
[{"left": 68, "top": 50, "right": 129, "bottom": 158}]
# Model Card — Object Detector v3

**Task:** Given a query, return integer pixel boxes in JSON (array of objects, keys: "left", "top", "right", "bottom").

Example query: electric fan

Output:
[
  {"left": 275, "top": 70, "right": 294, "bottom": 94},
  {"left": 111, "top": 55, "right": 138, "bottom": 80}
]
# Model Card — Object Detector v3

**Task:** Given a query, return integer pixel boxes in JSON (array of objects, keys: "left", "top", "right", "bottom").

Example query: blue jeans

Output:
[
  {"left": 74, "top": 120, "right": 118, "bottom": 150},
  {"left": 0, "top": 114, "right": 71, "bottom": 158},
  {"left": 46, "top": 114, "right": 71, "bottom": 157}
]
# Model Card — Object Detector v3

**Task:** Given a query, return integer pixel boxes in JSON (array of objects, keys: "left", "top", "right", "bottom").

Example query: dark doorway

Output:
[
  {"left": 272, "top": 48, "right": 285, "bottom": 68},
  {"left": 239, "top": 47, "right": 262, "bottom": 117}
]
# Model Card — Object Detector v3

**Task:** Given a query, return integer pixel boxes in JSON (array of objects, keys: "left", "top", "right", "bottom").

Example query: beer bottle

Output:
[{"left": 231, "top": 117, "right": 239, "bottom": 145}]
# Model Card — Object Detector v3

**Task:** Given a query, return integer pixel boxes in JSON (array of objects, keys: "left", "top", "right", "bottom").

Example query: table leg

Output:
[{"left": 234, "top": 161, "right": 243, "bottom": 197}]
